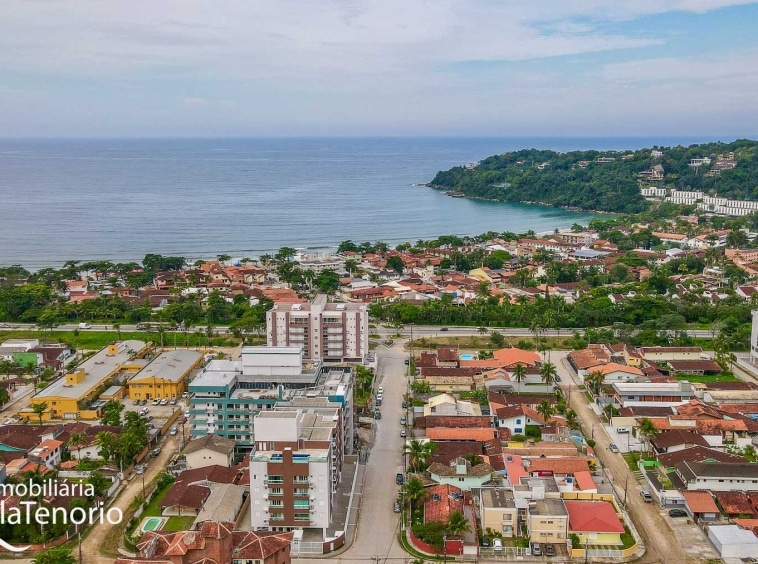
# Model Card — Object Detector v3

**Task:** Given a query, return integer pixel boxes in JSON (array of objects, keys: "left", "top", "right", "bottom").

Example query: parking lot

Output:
[{"left": 122, "top": 396, "right": 188, "bottom": 437}]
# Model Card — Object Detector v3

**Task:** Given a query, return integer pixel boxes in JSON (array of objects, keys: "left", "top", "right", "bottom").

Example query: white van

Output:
[
  {"left": 493, "top": 538, "right": 503, "bottom": 552},
  {"left": 78, "top": 322, "right": 92, "bottom": 329}
]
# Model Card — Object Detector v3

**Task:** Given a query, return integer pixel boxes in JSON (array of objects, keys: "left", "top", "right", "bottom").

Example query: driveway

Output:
[{"left": 553, "top": 351, "right": 700, "bottom": 564}]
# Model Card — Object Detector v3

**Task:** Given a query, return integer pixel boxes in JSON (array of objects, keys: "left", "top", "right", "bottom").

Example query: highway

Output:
[{"left": 0, "top": 322, "right": 717, "bottom": 339}]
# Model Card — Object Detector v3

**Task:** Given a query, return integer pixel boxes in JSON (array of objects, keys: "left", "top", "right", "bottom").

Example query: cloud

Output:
[{"left": 181, "top": 97, "right": 208, "bottom": 107}]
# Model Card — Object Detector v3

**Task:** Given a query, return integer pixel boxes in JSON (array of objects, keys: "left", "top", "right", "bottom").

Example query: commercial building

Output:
[
  {"left": 267, "top": 294, "right": 368, "bottom": 362},
  {"left": 127, "top": 349, "right": 203, "bottom": 401},
  {"left": 29, "top": 340, "right": 148, "bottom": 420},
  {"left": 188, "top": 347, "right": 354, "bottom": 452},
  {"left": 249, "top": 409, "right": 341, "bottom": 537}
]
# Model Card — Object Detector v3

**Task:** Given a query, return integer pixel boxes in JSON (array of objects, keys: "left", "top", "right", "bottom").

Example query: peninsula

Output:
[{"left": 428, "top": 139, "right": 758, "bottom": 214}]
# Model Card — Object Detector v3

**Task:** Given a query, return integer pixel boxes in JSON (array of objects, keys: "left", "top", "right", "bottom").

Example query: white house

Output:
[
  {"left": 677, "top": 461, "right": 758, "bottom": 491},
  {"left": 184, "top": 434, "right": 236, "bottom": 469},
  {"left": 427, "top": 457, "right": 494, "bottom": 491}
]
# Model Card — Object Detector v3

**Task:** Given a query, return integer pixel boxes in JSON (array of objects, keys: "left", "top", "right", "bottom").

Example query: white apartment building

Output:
[
  {"left": 249, "top": 410, "right": 339, "bottom": 537},
  {"left": 267, "top": 294, "right": 368, "bottom": 362}
]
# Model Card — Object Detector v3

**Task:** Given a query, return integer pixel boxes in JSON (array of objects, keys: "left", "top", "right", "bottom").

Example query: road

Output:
[
  {"left": 0, "top": 322, "right": 716, "bottom": 339},
  {"left": 77, "top": 434, "right": 180, "bottom": 564},
  {"left": 553, "top": 352, "right": 694, "bottom": 564},
  {"left": 297, "top": 344, "right": 411, "bottom": 564}
]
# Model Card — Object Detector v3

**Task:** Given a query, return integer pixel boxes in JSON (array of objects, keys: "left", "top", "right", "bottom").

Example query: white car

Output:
[
  {"left": 169, "top": 426, "right": 178, "bottom": 436},
  {"left": 377, "top": 386, "right": 384, "bottom": 395},
  {"left": 160, "top": 398, "right": 169, "bottom": 406}
]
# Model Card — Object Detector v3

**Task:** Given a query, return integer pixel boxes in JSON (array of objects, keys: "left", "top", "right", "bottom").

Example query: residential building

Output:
[
  {"left": 188, "top": 346, "right": 354, "bottom": 452},
  {"left": 295, "top": 252, "right": 346, "bottom": 274},
  {"left": 127, "top": 349, "right": 203, "bottom": 401},
  {"left": 638, "top": 347, "right": 703, "bottom": 362},
  {"left": 676, "top": 461, "right": 758, "bottom": 491},
  {"left": 427, "top": 457, "right": 494, "bottom": 491},
  {"left": 249, "top": 410, "right": 340, "bottom": 538},
  {"left": 184, "top": 434, "right": 237, "bottom": 469},
  {"left": 114, "top": 521, "right": 293, "bottom": 564},
  {"left": 526, "top": 498, "right": 568, "bottom": 544},
  {"left": 267, "top": 294, "right": 368, "bottom": 362},
  {"left": 474, "top": 487, "right": 519, "bottom": 537},
  {"left": 28, "top": 439, "right": 63, "bottom": 469},
  {"left": 611, "top": 382, "right": 695, "bottom": 408},
  {"left": 28, "top": 340, "right": 149, "bottom": 421},
  {"left": 564, "top": 500, "right": 624, "bottom": 546}
]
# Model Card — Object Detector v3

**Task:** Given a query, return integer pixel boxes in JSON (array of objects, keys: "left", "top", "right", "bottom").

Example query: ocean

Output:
[{"left": 0, "top": 136, "right": 718, "bottom": 269}]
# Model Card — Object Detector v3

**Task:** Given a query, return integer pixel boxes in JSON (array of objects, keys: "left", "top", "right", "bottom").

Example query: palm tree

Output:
[
  {"left": 539, "top": 361, "right": 557, "bottom": 393},
  {"left": 113, "top": 322, "right": 122, "bottom": 340},
  {"left": 585, "top": 370, "right": 604, "bottom": 397},
  {"left": 536, "top": 400, "right": 555, "bottom": 425},
  {"left": 68, "top": 432, "right": 87, "bottom": 461},
  {"left": 32, "top": 401, "right": 48, "bottom": 424},
  {"left": 511, "top": 363, "right": 527, "bottom": 389},
  {"left": 637, "top": 418, "right": 660, "bottom": 455},
  {"left": 404, "top": 439, "right": 437, "bottom": 473},
  {"left": 446, "top": 510, "right": 471, "bottom": 537},
  {"left": 0, "top": 359, "right": 14, "bottom": 381},
  {"left": 403, "top": 475, "right": 429, "bottom": 509}
]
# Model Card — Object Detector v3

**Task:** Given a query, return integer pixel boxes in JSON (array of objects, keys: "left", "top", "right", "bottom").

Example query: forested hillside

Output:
[{"left": 429, "top": 139, "right": 758, "bottom": 213}]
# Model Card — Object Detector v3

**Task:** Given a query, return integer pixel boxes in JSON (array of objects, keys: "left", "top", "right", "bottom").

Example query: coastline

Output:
[{"left": 422, "top": 183, "right": 618, "bottom": 216}]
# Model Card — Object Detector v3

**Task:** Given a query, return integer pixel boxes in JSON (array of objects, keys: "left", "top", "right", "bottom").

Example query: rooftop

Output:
[
  {"left": 530, "top": 498, "right": 567, "bottom": 516},
  {"left": 36, "top": 340, "right": 147, "bottom": 400},
  {"left": 564, "top": 500, "right": 624, "bottom": 533},
  {"left": 129, "top": 349, "right": 202, "bottom": 383}
]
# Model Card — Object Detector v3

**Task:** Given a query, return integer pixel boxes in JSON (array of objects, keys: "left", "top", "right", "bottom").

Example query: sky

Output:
[{"left": 2, "top": 0, "right": 758, "bottom": 137}]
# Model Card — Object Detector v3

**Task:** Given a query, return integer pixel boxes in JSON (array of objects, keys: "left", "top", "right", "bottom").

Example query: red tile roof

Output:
[
  {"left": 527, "top": 457, "right": 590, "bottom": 475},
  {"left": 714, "top": 492, "right": 755, "bottom": 516},
  {"left": 683, "top": 491, "right": 719, "bottom": 514},
  {"left": 423, "top": 484, "right": 464, "bottom": 524},
  {"left": 426, "top": 428, "right": 496, "bottom": 441},
  {"left": 565, "top": 501, "right": 624, "bottom": 533}
]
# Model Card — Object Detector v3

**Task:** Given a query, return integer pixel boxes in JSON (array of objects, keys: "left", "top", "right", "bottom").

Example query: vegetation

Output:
[
  {"left": 32, "top": 547, "right": 77, "bottom": 564},
  {"left": 429, "top": 139, "right": 758, "bottom": 213}
]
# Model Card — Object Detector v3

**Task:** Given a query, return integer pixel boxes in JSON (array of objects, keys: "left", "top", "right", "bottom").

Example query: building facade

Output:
[{"left": 267, "top": 294, "right": 368, "bottom": 362}]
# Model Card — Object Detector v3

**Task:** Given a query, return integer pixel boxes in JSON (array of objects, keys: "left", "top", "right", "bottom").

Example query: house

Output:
[
  {"left": 423, "top": 394, "right": 481, "bottom": 416},
  {"left": 160, "top": 466, "right": 239, "bottom": 516},
  {"left": 611, "top": 382, "right": 695, "bottom": 408},
  {"left": 526, "top": 498, "right": 568, "bottom": 544},
  {"left": 114, "top": 521, "right": 293, "bottom": 564},
  {"left": 657, "top": 445, "right": 744, "bottom": 470},
  {"left": 494, "top": 405, "right": 558, "bottom": 435},
  {"left": 423, "top": 484, "right": 464, "bottom": 525},
  {"left": 564, "top": 500, "right": 625, "bottom": 546},
  {"left": 713, "top": 492, "right": 756, "bottom": 519},
  {"left": 474, "top": 487, "right": 519, "bottom": 537},
  {"left": 28, "top": 439, "right": 63, "bottom": 470},
  {"left": 676, "top": 461, "right": 758, "bottom": 491},
  {"left": 682, "top": 490, "right": 720, "bottom": 522},
  {"left": 183, "top": 435, "right": 236, "bottom": 469},
  {"left": 525, "top": 458, "right": 590, "bottom": 480},
  {"left": 638, "top": 347, "right": 703, "bottom": 362},
  {"left": 585, "top": 362, "right": 643, "bottom": 383},
  {"left": 192, "top": 483, "right": 247, "bottom": 528},
  {"left": 650, "top": 430, "right": 710, "bottom": 455},
  {"left": 428, "top": 457, "right": 495, "bottom": 491}
]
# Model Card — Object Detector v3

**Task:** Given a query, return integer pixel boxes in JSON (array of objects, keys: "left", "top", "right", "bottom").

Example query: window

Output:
[
  {"left": 294, "top": 513, "right": 310, "bottom": 521},
  {"left": 516, "top": 418, "right": 522, "bottom": 424},
  {"left": 269, "top": 488, "right": 283, "bottom": 495},
  {"left": 269, "top": 512, "right": 284, "bottom": 521}
]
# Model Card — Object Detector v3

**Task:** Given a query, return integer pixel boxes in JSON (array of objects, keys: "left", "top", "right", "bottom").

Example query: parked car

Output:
[
  {"left": 531, "top": 543, "right": 542, "bottom": 556},
  {"left": 160, "top": 398, "right": 169, "bottom": 406},
  {"left": 545, "top": 544, "right": 555, "bottom": 557},
  {"left": 396, "top": 473, "right": 404, "bottom": 485},
  {"left": 400, "top": 429, "right": 407, "bottom": 437},
  {"left": 375, "top": 411, "right": 381, "bottom": 420},
  {"left": 169, "top": 426, "right": 178, "bottom": 436},
  {"left": 669, "top": 508, "right": 687, "bottom": 517},
  {"left": 400, "top": 416, "right": 406, "bottom": 425},
  {"left": 181, "top": 391, "right": 189, "bottom": 398},
  {"left": 617, "top": 427, "right": 630, "bottom": 434},
  {"left": 493, "top": 538, "right": 503, "bottom": 552},
  {"left": 151, "top": 448, "right": 161, "bottom": 458},
  {"left": 135, "top": 464, "right": 145, "bottom": 475},
  {"left": 481, "top": 536, "right": 490, "bottom": 548},
  {"left": 132, "top": 399, "right": 140, "bottom": 406},
  {"left": 404, "top": 359, "right": 410, "bottom": 365},
  {"left": 152, "top": 399, "right": 160, "bottom": 406},
  {"left": 440, "top": 327, "right": 449, "bottom": 331},
  {"left": 0, "top": 323, "right": 10, "bottom": 328},
  {"left": 553, "top": 375, "right": 561, "bottom": 382},
  {"left": 640, "top": 490, "right": 653, "bottom": 503},
  {"left": 170, "top": 398, "right": 177, "bottom": 405},
  {"left": 609, "top": 444, "right": 620, "bottom": 453},
  {"left": 401, "top": 401, "right": 407, "bottom": 409},
  {"left": 377, "top": 386, "right": 384, "bottom": 395},
  {"left": 146, "top": 415, "right": 153, "bottom": 421},
  {"left": 393, "top": 501, "right": 402, "bottom": 513},
  {"left": 139, "top": 407, "right": 149, "bottom": 416}
]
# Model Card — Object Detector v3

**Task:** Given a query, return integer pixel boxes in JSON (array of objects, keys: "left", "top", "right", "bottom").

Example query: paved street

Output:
[
  {"left": 553, "top": 351, "right": 699, "bottom": 564},
  {"left": 297, "top": 344, "right": 411, "bottom": 563}
]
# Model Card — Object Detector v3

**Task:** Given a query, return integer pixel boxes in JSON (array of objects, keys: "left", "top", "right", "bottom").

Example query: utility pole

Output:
[
  {"left": 624, "top": 474, "right": 629, "bottom": 508},
  {"left": 78, "top": 531, "right": 82, "bottom": 564}
]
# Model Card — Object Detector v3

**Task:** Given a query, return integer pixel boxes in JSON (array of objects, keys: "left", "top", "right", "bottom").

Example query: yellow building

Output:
[
  {"left": 527, "top": 498, "right": 568, "bottom": 544},
  {"left": 127, "top": 349, "right": 203, "bottom": 401},
  {"left": 564, "top": 500, "right": 624, "bottom": 545},
  {"left": 474, "top": 487, "right": 519, "bottom": 537},
  {"left": 28, "top": 340, "right": 148, "bottom": 421}
]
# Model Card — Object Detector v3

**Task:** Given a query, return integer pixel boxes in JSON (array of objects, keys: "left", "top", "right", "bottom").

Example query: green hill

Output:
[{"left": 429, "top": 139, "right": 758, "bottom": 213}]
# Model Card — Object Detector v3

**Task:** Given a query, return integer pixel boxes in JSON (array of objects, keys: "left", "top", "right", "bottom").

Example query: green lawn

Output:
[
  {"left": 674, "top": 373, "right": 740, "bottom": 383},
  {"left": 163, "top": 516, "right": 196, "bottom": 531}
]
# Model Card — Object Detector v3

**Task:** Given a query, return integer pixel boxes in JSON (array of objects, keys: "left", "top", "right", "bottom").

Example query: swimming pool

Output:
[
  {"left": 140, "top": 517, "right": 166, "bottom": 533},
  {"left": 460, "top": 354, "right": 474, "bottom": 361}
]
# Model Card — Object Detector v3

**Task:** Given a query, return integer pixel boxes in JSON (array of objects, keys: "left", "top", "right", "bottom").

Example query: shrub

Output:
[{"left": 511, "top": 434, "right": 528, "bottom": 442}]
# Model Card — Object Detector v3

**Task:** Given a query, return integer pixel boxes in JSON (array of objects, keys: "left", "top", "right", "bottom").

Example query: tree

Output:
[
  {"left": 32, "top": 547, "right": 76, "bottom": 564},
  {"left": 445, "top": 510, "right": 471, "bottom": 537},
  {"left": 0, "top": 359, "right": 13, "bottom": 380},
  {"left": 585, "top": 370, "right": 604, "bottom": 397},
  {"left": 536, "top": 400, "right": 555, "bottom": 425},
  {"left": 95, "top": 431, "right": 119, "bottom": 463},
  {"left": 637, "top": 418, "right": 660, "bottom": 455},
  {"left": 403, "top": 475, "right": 429, "bottom": 509},
  {"left": 314, "top": 270, "right": 340, "bottom": 294},
  {"left": 511, "top": 363, "right": 526, "bottom": 387},
  {"left": 565, "top": 409, "right": 578, "bottom": 429},
  {"left": 489, "top": 331, "right": 505, "bottom": 347},
  {"left": 0, "top": 387, "right": 8, "bottom": 408},
  {"left": 32, "top": 401, "right": 48, "bottom": 424},
  {"left": 404, "top": 439, "right": 437, "bottom": 473},
  {"left": 68, "top": 432, "right": 87, "bottom": 461},
  {"left": 100, "top": 400, "right": 124, "bottom": 426},
  {"left": 539, "top": 361, "right": 557, "bottom": 393},
  {"left": 385, "top": 255, "right": 405, "bottom": 274}
]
